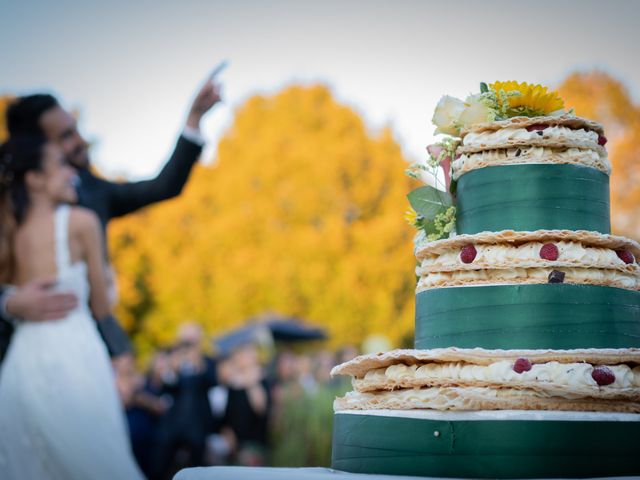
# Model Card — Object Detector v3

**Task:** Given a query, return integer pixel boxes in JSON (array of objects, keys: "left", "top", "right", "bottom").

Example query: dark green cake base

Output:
[
  {"left": 332, "top": 410, "right": 640, "bottom": 478},
  {"left": 415, "top": 284, "right": 640, "bottom": 350},
  {"left": 455, "top": 164, "right": 611, "bottom": 234}
]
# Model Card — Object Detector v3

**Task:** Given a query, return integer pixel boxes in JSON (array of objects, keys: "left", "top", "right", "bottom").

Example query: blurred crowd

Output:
[{"left": 113, "top": 322, "right": 356, "bottom": 480}]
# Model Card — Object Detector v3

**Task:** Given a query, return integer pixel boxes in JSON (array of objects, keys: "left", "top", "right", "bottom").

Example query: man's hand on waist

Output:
[{"left": 4, "top": 277, "right": 78, "bottom": 322}]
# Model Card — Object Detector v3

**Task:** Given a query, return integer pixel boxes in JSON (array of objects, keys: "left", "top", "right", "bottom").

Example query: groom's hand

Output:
[
  {"left": 6, "top": 277, "right": 78, "bottom": 322},
  {"left": 186, "top": 80, "right": 222, "bottom": 130}
]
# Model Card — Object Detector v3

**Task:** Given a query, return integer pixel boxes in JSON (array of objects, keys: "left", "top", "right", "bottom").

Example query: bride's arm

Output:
[{"left": 73, "top": 208, "right": 111, "bottom": 320}]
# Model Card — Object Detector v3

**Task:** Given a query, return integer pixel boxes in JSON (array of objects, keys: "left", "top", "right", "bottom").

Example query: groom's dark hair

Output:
[{"left": 7, "top": 94, "right": 60, "bottom": 136}]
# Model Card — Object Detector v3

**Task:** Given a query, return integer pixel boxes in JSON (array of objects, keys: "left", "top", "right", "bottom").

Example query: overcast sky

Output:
[{"left": 1, "top": 0, "right": 639, "bottom": 179}]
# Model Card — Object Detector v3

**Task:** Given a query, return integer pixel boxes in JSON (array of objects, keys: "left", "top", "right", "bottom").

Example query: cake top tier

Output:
[{"left": 405, "top": 80, "right": 612, "bottom": 241}]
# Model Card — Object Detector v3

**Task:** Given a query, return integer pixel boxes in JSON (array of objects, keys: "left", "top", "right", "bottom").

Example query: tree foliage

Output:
[
  {"left": 2, "top": 72, "right": 638, "bottom": 358},
  {"left": 558, "top": 71, "right": 640, "bottom": 238},
  {"left": 109, "top": 85, "right": 417, "bottom": 358}
]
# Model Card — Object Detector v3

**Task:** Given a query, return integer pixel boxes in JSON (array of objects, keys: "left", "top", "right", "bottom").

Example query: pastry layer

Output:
[
  {"left": 353, "top": 361, "right": 640, "bottom": 400},
  {"left": 461, "top": 126, "right": 600, "bottom": 154},
  {"left": 416, "top": 266, "right": 639, "bottom": 291},
  {"left": 415, "top": 230, "right": 640, "bottom": 260},
  {"left": 331, "top": 347, "right": 640, "bottom": 377},
  {"left": 453, "top": 146, "right": 610, "bottom": 179},
  {"left": 460, "top": 114, "right": 604, "bottom": 137},
  {"left": 334, "top": 387, "right": 640, "bottom": 413},
  {"left": 418, "top": 241, "right": 638, "bottom": 274}
]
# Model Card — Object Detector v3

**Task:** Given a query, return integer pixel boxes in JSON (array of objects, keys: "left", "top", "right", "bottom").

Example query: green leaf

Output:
[
  {"left": 407, "top": 186, "right": 453, "bottom": 218},
  {"left": 480, "top": 82, "right": 489, "bottom": 94}
]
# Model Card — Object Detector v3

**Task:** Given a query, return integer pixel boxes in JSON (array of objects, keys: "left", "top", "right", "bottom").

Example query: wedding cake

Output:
[{"left": 330, "top": 81, "right": 640, "bottom": 478}]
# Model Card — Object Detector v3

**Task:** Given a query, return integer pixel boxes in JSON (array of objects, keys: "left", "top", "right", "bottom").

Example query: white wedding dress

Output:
[{"left": 0, "top": 206, "right": 145, "bottom": 480}]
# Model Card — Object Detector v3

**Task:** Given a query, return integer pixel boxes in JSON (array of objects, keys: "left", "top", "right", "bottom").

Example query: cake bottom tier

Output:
[{"left": 331, "top": 409, "right": 640, "bottom": 478}]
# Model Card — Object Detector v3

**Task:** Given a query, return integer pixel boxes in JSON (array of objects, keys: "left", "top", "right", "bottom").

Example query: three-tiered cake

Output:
[{"left": 330, "top": 82, "right": 640, "bottom": 478}]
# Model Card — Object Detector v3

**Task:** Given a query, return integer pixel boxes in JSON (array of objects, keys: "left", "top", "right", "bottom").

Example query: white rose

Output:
[
  {"left": 432, "top": 95, "right": 465, "bottom": 136},
  {"left": 458, "top": 94, "right": 494, "bottom": 129}
]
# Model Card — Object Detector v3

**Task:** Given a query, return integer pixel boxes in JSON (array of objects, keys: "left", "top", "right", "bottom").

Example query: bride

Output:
[{"left": 0, "top": 135, "right": 144, "bottom": 479}]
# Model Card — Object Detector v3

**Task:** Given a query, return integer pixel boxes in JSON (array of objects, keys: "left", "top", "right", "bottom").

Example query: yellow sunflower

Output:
[{"left": 490, "top": 81, "right": 565, "bottom": 116}]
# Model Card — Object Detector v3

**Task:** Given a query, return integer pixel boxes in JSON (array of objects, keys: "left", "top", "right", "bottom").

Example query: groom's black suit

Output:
[
  {"left": 76, "top": 136, "right": 202, "bottom": 235},
  {"left": 0, "top": 135, "right": 203, "bottom": 362}
]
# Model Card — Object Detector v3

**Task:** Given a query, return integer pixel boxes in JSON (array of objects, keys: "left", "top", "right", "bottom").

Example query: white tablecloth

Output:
[{"left": 173, "top": 467, "right": 638, "bottom": 480}]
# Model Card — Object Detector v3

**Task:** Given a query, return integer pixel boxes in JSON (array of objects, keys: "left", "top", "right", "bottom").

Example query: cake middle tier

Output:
[
  {"left": 455, "top": 164, "right": 610, "bottom": 234},
  {"left": 415, "top": 284, "right": 640, "bottom": 350}
]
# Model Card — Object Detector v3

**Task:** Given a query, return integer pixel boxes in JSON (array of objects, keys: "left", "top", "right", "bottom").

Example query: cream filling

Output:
[
  {"left": 416, "top": 267, "right": 640, "bottom": 290},
  {"left": 418, "top": 242, "right": 634, "bottom": 273},
  {"left": 462, "top": 126, "right": 599, "bottom": 147},
  {"left": 361, "top": 362, "right": 640, "bottom": 389},
  {"left": 452, "top": 147, "right": 609, "bottom": 179}
]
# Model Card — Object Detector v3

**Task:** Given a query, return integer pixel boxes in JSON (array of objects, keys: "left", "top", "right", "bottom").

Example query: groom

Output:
[{"left": 0, "top": 77, "right": 221, "bottom": 361}]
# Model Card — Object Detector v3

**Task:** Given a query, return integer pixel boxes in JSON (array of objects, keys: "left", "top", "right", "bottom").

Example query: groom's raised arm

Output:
[
  {"left": 106, "top": 134, "right": 203, "bottom": 219},
  {"left": 106, "top": 79, "right": 221, "bottom": 219}
]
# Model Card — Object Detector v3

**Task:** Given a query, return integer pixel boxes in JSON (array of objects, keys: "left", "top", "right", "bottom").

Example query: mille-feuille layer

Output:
[
  {"left": 332, "top": 348, "right": 640, "bottom": 413},
  {"left": 414, "top": 230, "right": 640, "bottom": 292},
  {"left": 453, "top": 115, "right": 609, "bottom": 178}
]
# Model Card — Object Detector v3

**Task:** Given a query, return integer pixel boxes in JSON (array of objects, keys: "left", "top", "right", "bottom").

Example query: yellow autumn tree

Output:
[
  {"left": 109, "top": 85, "right": 417, "bottom": 359},
  {"left": 558, "top": 71, "right": 640, "bottom": 239}
]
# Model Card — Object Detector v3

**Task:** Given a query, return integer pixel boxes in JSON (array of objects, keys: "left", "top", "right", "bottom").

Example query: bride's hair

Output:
[{"left": 0, "top": 135, "right": 48, "bottom": 282}]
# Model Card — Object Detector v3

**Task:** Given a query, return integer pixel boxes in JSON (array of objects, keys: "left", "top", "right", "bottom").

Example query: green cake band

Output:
[
  {"left": 332, "top": 412, "right": 640, "bottom": 478},
  {"left": 415, "top": 284, "right": 640, "bottom": 350},
  {"left": 455, "top": 164, "right": 611, "bottom": 234}
]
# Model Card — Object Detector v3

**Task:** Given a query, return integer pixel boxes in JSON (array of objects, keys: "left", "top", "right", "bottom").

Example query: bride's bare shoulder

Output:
[{"left": 68, "top": 206, "right": 101, "bottom": 243}]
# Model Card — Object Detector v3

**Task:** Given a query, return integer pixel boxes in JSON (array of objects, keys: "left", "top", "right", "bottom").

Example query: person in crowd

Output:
[
  {"left": 313, "top": 350, "right": 336, "bottom": 385},
  {"left": 0, "top": 135, "right": 144, "bottom": 479},
  {"left": 214, "top": 337, "right": 272, "bottom": 466},
  {"left": 295, "top": 353, "right": 318, "bottom": 393},
  {"left": 0, "top": 77, "right": 221, "bottom": 362},
  {"left": 123, "top": 351, "right": 172, "bottom": 478},
  {"left": 149, "top": 323, "right": 218, "bottom": 479}
]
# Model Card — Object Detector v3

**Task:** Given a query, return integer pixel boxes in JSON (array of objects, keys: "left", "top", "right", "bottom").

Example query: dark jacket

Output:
[
  {"left": 77, "top": 135, "right": 202, "bottom": 237},
  {"left": 0, "top": 135, "right": 202, "bottom": 362}
]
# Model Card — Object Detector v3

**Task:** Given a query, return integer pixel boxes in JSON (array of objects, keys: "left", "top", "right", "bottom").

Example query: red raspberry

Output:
[
  {"left": 539, "top": 243, "right": 559, "bottom": 261},
  {"left": 591, "top": 366, "right": 616, "bottom": 386},
  {"left": 616, "top": 250, "right": 635, "bottom": 264},
  {"left": 598, "top": 135, "right": 607, "bottom": 146},
  {"left": 526, "top": 124, "right": 547, "bottom": 132},
  {"left": 460, "top": 244, "right": 477, "bottom": 264},
  {"left": 513, "top": 358, "right": 532, "bottom": 373}
]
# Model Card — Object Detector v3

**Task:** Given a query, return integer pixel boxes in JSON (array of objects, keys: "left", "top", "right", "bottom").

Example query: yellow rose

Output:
[{"left": 432, "top": 95, "right": 464, "bottom": 136}]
